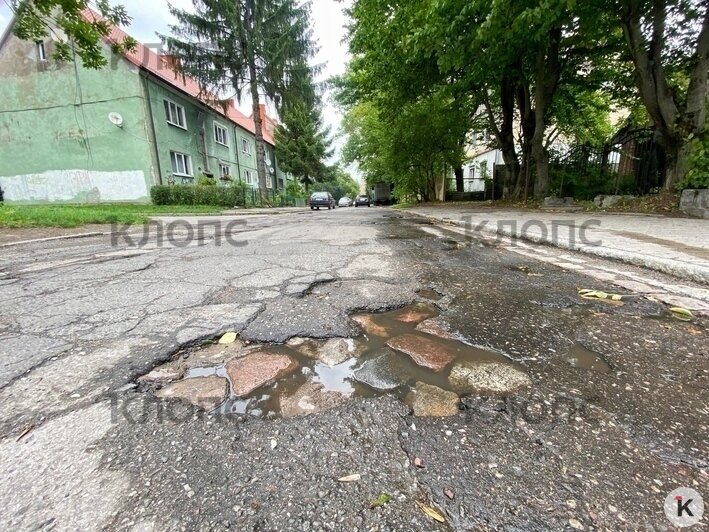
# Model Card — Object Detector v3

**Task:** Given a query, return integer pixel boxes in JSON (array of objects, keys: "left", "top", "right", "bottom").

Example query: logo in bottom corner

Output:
[{"left": 665, "top": 487, "right": 704, "bottom": 527}]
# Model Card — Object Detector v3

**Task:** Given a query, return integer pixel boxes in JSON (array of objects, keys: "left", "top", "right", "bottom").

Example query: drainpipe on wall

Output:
[
  {"left": 140, "top": 71, "right": 163, "bottom": 185},
  {"left": 234, "top": 125, "right": 242, "bottom": 182},
  {"left": 199, "top": 127, "right": 210, "bottom": 174}
]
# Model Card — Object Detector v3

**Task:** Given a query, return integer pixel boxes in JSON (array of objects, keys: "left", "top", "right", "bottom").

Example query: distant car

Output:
[
  {"left": 338, "top": 196, "right": 353, "bottom": 207},
  {"left": 354, "top": 194, "right": 370, "bottom": 207},
  {"left": 309, "top": 192, "right": 336, "bottom": 210}
]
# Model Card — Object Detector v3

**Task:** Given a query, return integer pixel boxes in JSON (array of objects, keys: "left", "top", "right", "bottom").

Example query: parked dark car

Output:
[
  {"left": 354, "top": 194, "right": 370, "bottom": 207},
  {"left": 309, "top": 192, "right": 336, "bottom": 210}
]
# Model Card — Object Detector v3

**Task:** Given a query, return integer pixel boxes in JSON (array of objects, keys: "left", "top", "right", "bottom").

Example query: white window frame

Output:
[
  {"left": 164, "top": 99, "right": 187, "bottom": 129},
  {"left": 219, "top": 163, "right": 231, "bottom": 177},
  {"left": 241, "top": 137, "right": 252, "bottom": 155},
  {"left": 170, "top": 151, "right": 193, "bottom": 177},
  {"left": 266, "top": 173, "right": 273, "bottom": 189},
  {"left": 36, "top": 41, "right": 47, "bottom": 61},
  {"left": 214, "top": 122, "right": 229, "bottom": 146},
  {"left": 244, "top": 169, "right": 255, "bottom": 185}
]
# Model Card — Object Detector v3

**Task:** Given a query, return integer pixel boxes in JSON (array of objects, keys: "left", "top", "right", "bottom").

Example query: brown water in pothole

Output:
[
  {"left": 148, "top": 301, "right": 531, "bottom": 418},
  {"left": 562, "top": 343, "right": 613, "bottom": 373}
]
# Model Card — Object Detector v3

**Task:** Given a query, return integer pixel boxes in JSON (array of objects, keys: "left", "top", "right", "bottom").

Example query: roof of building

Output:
[{"left": 83, "top": 9, "right": 277, "bottom": 145}]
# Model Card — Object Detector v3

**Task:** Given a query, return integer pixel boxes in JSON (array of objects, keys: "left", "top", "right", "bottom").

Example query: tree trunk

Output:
[
  {"left": 245, "top": 0, "right": 268, "bottom": 198},
  {"left": 661, "top": 136, "right": 691, "bottom": 191},
  {"left": 620, "top": 0, "right": 709, "bottom": 189},
  {"left": 499, "top": 76, "right": 519, "bottom": 198},
  {"left": 515, "top": 80, "right": 535, "bottom": 200},
  {"left": 483, "top": 78, "right": 519, "bottom": 199},
  {"left": 532, "top": 28, "right": 561, "bottom": 198},
  {"left": 532, "top": 136, "right": 550, "bottom": 197},
  {"left": 249, "top": 70, "right": 268, "bottom": 197},
  {"left": 454, "top": 165, "right": 464, "bottom": 193}
]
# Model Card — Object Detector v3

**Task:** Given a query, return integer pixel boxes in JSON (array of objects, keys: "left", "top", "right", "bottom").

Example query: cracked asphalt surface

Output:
[{"left": 0, "top": 207, "right": 706, "bottom": 531}]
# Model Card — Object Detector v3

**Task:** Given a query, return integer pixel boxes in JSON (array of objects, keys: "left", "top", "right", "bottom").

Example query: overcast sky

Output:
[{"left": 0, "top": 0, "right": 353, "bottom": 160}]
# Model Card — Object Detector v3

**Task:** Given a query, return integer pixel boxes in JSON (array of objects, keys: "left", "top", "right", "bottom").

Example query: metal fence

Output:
[
  {"left": 236, "top": 188, "right": 303, "bottom": 208},
  {"left": 549, "top": 128, "right": 665, "bottom": 197}
]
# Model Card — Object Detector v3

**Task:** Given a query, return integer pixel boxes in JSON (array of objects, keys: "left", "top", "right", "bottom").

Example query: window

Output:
[
  {"left": 214, "top": 122, "right": 228, "bottom": 146},
  {"left": 219, "top": 163, "right": 231, "bottom": 177},
  {"left": 241, "top": 137, "right": 252, "bottom": 155},
  {"left": 266, "top": 173, "right": 273, "bottom": 189},
  {"left": 468, "top": 166, "right": 474, "bottom": 179},
  {"left": 36, "top": 41, "right": 47, "bottom": 61},
  {"left": 244, "top": 169, "right": 255, "bottom": 185},
  {"left": 170, "top": 151, "right": 193, "bottom": 176},
  {"left": 164, "top": 99, "right": 186, "bottom": 129}
]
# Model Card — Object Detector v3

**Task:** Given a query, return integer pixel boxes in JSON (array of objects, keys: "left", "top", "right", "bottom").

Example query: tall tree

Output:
[
  {"left": 162, "top": 0, "right": 317, "bottom": 196},
  {"left": 275, "top": 101, "right": 332, "bottom": 191},
  {"left": 10, "top": 0, "right": 136, "bottom": 68},
  {"left": 616, "top": 0, "right": 709, "bottom": 189}
]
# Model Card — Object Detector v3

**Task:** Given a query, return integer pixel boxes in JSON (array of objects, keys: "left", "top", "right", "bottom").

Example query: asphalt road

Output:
[{"left": 0, "top": 207, "right": 706, "bottom": 531}]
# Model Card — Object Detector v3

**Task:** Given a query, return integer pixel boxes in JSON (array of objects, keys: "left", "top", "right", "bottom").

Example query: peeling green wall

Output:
[
  {"left": 0, "top": 34, "right": 155, "bottom": 203},
  {"left": 0, "top": 30, "right": 290, "bottom": 204}
]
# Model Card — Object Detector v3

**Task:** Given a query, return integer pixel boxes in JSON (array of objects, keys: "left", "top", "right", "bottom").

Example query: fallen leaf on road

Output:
[
  {"left": 414, "top": 457, "right": 424, "bottom": 468},
  {"left": 444, "top": 487, "right": 455, "bottom": 500},
  {"left": 219, "top": 332, "right": 237, "bottom": 344},
  {"left": 578, "top": 289, "right": 623, "bottom": 301},
  {"left": 416, "top": 501, "right": 446, "bottom": 523},
  {"left": 337, "top": 474, "right": 361, "bottom": 482},
  {"left": 669, "top": 307, "right": 694, "bottom": 321}
]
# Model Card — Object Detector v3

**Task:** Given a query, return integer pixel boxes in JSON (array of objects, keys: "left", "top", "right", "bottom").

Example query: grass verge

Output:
[{"left": 0, "top": 204, "right": 224, "bottom": 228}]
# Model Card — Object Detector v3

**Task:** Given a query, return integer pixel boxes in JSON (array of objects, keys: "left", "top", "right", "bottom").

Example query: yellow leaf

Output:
[
  {"left": 669, "top": 307, "right": 694, "bottom": 321},
  {"left": 579, "top": 288, "right": 624, "bottom": 302},
  {"left": 218, "top": 332, "right": 237, "bottom": 344},
  {"left": 416, "top": 501, "right": 446, "bottom": 523}
]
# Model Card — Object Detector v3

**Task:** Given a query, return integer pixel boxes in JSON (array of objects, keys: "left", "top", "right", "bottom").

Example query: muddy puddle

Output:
[
  {"left": 142, "top": 299, "right": 533, "bottom": 418},
  {"left": 562, "top": 343, "right": 612, "bottom": 373}
]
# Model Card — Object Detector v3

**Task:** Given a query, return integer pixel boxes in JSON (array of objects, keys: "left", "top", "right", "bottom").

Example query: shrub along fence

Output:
[{"left": 151, "top": 184, "right": 302, "bottom": 208}]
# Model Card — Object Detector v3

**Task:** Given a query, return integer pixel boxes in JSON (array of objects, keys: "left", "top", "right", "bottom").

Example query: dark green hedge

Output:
[{"left": 151, "top": 185, "right": 246, "bottom": 207}]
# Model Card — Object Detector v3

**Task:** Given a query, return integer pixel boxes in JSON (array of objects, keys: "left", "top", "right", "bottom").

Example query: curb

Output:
[
  {"left": 0, "top": 231, "right": 110, "bottom": 248},
  {"left": 415, "top": 214, "right": 709, "bottom": 285}
]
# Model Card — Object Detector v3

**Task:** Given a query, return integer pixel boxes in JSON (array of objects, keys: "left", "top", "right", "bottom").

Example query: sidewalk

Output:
[{"left": 406, "top": 205, "right": 709, "bottom": 285}]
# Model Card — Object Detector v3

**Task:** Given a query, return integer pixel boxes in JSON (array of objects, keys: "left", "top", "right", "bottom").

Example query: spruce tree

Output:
[
  {"left": 162, "top": 0, "right": 317, "bottom": 196},
  {"left": 275, "top": 73, "right": 332, "bottom": 191}
]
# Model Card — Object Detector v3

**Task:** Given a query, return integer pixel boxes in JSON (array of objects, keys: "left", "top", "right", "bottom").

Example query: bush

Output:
[
  {"left": 196, "top": 175, "right": 217, "bottom": 186},
  {"left": 170, "top": 185, "right": 194, "bottom": 205},
  {"left": 549, "top": 167, "right": 637, "bottom": 200},
  {"left": 150, "top": 184, "right": 244, "bottom": 207},
  {"left": 150, "top": 185, "right": 172, "bottom": 205},
  {"left": 286, "top": 180, "right": 305, "bottom": 199},
  {"left": 676, "top": 133, "right": 709, "bottom": 191}
]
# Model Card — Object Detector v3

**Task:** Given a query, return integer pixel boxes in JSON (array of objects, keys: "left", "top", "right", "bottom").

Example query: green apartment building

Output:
[{"left": 0, "top": 16, "right": 288, "bottom": 204}]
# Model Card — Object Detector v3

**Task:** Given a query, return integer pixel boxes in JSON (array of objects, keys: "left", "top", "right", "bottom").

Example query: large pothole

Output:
[{"left": 139, "top": 295, "right": 533, "bottom": 418}]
